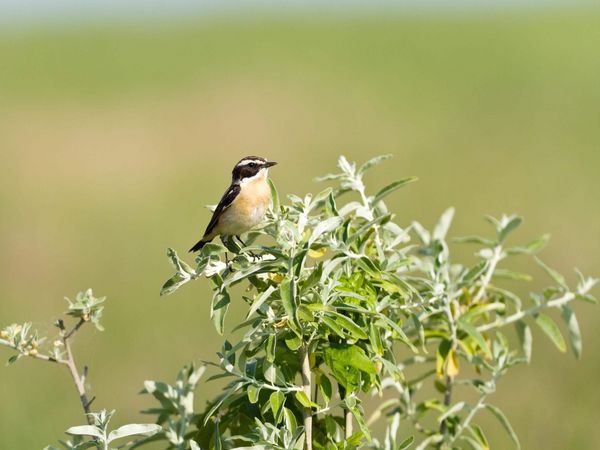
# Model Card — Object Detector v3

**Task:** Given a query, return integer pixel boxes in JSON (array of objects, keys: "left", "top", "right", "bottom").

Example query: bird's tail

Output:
[{"left": 189, "top": 237, "right": 212, "bottom": 253}]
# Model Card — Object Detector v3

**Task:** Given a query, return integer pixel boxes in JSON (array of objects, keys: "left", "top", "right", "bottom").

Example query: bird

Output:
[{"left": 189, "top": 156, "right": 277, "bottom": 253}]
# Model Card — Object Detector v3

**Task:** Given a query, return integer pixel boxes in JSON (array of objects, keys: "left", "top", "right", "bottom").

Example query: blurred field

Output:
[{"left": 1, "top": 7, "right": 599, "bottom": 449}]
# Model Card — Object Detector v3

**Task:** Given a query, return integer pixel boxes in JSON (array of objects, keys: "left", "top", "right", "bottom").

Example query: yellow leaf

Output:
[
  {"left": 308, "top": 247, "right": 327, "bottom": 258},
  {"left": 268, "top": 273, "right": 284, "bottom": 283},
  {"left": 446, "top": 348, "right": 460, "bottom": 378}
]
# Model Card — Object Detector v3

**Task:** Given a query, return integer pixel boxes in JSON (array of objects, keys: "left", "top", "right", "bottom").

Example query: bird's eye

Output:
[{"left": 249, "top": 162, "right": 256, "bottom": 168}]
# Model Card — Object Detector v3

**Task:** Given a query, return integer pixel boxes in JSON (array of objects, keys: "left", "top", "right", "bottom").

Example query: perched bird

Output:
[{"left": 189, "top": 156, "right": 277, "bottom": 252}]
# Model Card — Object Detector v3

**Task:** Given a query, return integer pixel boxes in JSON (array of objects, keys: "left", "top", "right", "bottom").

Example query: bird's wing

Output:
[{"left": 202, "top": 183, "right": 241, "bottom": 238}]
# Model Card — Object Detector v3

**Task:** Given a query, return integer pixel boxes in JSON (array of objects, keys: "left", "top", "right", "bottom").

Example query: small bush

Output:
[{"left": 2, "top": 155, "right": 596, "bottom": 450}]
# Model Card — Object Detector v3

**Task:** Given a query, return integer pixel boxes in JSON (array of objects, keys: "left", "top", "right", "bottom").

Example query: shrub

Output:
[{"left": 2, "top": 155, "right": 596, "bottom": 450}]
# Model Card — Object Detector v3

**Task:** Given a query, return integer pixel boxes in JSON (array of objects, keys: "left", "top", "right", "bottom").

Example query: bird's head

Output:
[{"left": 232, "top": 156, "right": 277, "bottom": 184}]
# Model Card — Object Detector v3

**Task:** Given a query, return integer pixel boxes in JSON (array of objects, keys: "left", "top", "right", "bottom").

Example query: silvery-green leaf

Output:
[
  {"left": 314, "top": 172, "right": 343, "bottom": 182},
  {"left": 575, "top": 270, "right": 598, "bottom": 295},
  {"left": 467, "top": 424, "right": 489, "bottom": 449},
  {"left": 458, "top": 318, "right": 492, "bottom": 358},
  {"left": 358, "top": 154, "right": 392, "bottom": 174},
  {"left": 160, "top": 273, "right": 191, "bottom": 296},
  {"left": 433, "top": 207, "right": 455, "bottom": 241},
  {"left": 498, "top": 215, "right": 522, "bottom": 243},
  {"left": 280, "top": 278, "right": 297, "bottom": 324},
  {"left": 308, "top": 217, "right": 342, "bottom": 247},
  {"left": 266, "top": 334, "right": 276, "bottom": 363},
  {"left": 506, "top": 234, "right": 550, "bottom": 255},
  {"left": 107, "top": 424, "right": 162, "bottom": 443},
  {"left": 462, "top": 261, "right": 488, "bottom": 284},
  {"left": 415, "top": 434, "right": 442, "bottom": 450},
  {"left": 211, "top": 289, "right": 231, "bottom": 335},
  {"left": 268, "top": 178, "right": 280, "bottom": 212},
  {"left": 437, "top": 401, "right": 465, "bottom": 423},
  {"left": 263, "top": 361, "right": 286, "bottom": 385},
  {"left": 460, "top": 303, "right": 505, "bottom": 323},
  {"left": 372, "top": 177, "right": 418, "bottom": 205},
  {"left": 338, "top": 155, "right": 355, "bottom": 175},
  {"left": 166, "top": 248, "right": 196, "bottom": 276},
  {"left": 247, "top": 285, "right": 276, "bottom": 319},
  {"left": 535, "top": 257, "right": 568, "bottom": 289},
  {"left": 283, "top": 407, "right": 298, "bottom": 433},
  {"left": 318, "top": 374, "right": 332, "bottom": 406},
  {"left": 66, "top": 426, "right": 102, "bottom": 438},
  {"left": 310, "top": 187, "right": 333, "bottom": 211},
  {"left": 534, "top": 313, "right": 566, "bottom": 353},
  {"left": 294, "top": 391, "right": 314, "bottom": 408},
  {"left": 453, "top": 235, "right": 495, "bottom": 246},
  {"left": 338, "top": 201, "right": 362, "bottom": 217},
  {"left": 560, "top": 305, "right": 582, "bottom": 359},
  {"left": 485, "top": 404, "right": 521, "bottom": 449},
  {"left": 398, "top": 436, "right": 414, "bottom": 450},
  {"left": 325, "top": 311, "right": 367, "bottom": 340},
  {"left": 492, "top": 269, "right": 532, "bottom": 282},
  {"left": 515, "top": 320, "right": 532, "bottom": 363},
  {"left": 411, "top": 221, "right": 430, "bottom": 245},
  {"left": 269, "top": 391, "right": 285, "bottom": 423},
  {"left": 247, "top": 385, "right": 260, "bottom": 404}
]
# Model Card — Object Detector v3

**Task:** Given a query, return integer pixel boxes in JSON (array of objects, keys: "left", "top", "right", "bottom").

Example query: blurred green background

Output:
[{"left": 1, "top": 3, "right": 599, "bottom": 449}]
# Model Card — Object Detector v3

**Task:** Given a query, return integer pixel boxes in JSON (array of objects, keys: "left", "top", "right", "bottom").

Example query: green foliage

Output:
[
  {"left": 158, "top": 155, "right": 596, "bottom": 449},
  {"left": 0, "top": 321, "right": 45, "bottom": 365},
  {"left": 139, "top": 364, "right": 206, "bottom": 449},
  {"left": 1, "top": 156, "right": 597, "bottom": 449},
  {"left": 65, "top": 288, "right": 106, "bottom": 332},
  {"left": 0, "top": 289, "right": 106, "bottom": 365},
  {"left": 44, "top": 410, "right": 161, "bottom": 450}
]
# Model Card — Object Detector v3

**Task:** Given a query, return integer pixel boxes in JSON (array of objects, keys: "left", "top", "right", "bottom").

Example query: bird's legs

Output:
[{"left": 235, "top": 235, "right": 258, "bottom": 260}]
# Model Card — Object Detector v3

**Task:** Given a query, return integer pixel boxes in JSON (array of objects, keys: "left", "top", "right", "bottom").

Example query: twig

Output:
[
  {"left": 65, "top": 318, "right": 86, "bottom": 340},
  {"left": 448, "top": 393, "right": 487, "bottom": 447},
  {"left": 439, "top": 375, "right": 453, "bottom": 437},
  {"left": 356, "top": 180, "right": 385, "bottom": 261},
  {"left": 439, "top": 298, "right": 458, "bottom": 447},
  {"left": 30, "top": 353, "right": 64, "bottom": 364},
  {"left": 345, "top": 406, "right": 353, "bottom": 439},
  {"left": 57, "top": 319, "right": 94, "bottom": 425},
  {"left": 299, "top": 345, "right": 313, "bottom": 450},
  {"left": 473, "top": 246, "right": 502, "bottom": 302},
  {"left": 338, "top": 384, "right": 353, "bottom": 439},
  {"left": 477, "top": 292, "right": 575, "bottom": 332}
]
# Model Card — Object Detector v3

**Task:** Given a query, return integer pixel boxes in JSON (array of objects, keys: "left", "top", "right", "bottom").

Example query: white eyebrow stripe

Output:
[{"left": 237, "top": 159, "right": 264, "bottom": 167}]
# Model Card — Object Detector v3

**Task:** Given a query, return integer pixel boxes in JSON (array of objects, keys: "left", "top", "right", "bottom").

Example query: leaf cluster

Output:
[{"left": 159, "top": 155, "right": 597, "bottom": 449}]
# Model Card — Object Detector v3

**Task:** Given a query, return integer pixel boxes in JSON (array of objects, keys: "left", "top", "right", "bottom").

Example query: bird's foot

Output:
[{"left": 235, "top": 235, "right": 260, "bottom": 261}]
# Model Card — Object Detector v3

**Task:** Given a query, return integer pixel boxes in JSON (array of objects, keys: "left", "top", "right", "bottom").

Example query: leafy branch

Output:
[
  {"left": 1, "top": 155, "right": 596, "bottom": 450},
  {"left": 1, "top": 289, "right": 106, "bottom": 424},
  {"left": 159, "top": 155, "right": 596, "bottom": 449}
]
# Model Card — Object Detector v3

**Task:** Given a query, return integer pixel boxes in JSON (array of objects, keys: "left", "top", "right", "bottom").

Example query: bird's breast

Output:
[{"left": 219, "top": 180, "right": 271, "bottom": 235}]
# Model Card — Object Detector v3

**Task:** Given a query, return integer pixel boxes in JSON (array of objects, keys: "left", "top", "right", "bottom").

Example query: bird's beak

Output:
[{"left": 265, "top": 161, "right": 278, "bottom": 168}]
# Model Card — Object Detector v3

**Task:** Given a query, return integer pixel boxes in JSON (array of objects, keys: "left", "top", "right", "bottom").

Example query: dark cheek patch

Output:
[{"left": 242, "top": 166, "right": 258, "bottom": 179}]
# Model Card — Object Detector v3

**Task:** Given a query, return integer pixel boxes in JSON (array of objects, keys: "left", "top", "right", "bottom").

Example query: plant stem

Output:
[
  {"left": 439, "top": 299, "right": 458, "bottom": 447},
  {"left": 299, "top": 345, "right": 313, "bottom": 450},
  {"left": 477, "top": 291, "right": 575, "bottom": 332},
  {"left": 474, "top": 246, "right": 502, "bottom": 302},
  {"left": 438, "top": 375, "right": 453, "bottom": 438},
  {"left": 345, "top": 407, "right": 353, "bottom": 439},
  {"left": 448, "top": 394, "right": 487, "bottom": 447},
  {"left": 58, "top": 319, "right": 94, "bottom": 424},
  {"left": 338, "top": 384, "right": 353, "bottom": 439},
  {"left": 65, "top": 318, "right": 86, "bottom": 340},
  {"left": 357, "top": 178, "right": 385, "bottom": 261}
]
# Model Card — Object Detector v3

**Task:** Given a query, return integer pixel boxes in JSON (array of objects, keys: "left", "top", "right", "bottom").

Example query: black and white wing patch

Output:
[{"left": 203, "top": 183, "right": 240, "bottom": 238}]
